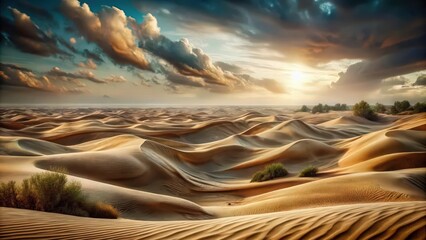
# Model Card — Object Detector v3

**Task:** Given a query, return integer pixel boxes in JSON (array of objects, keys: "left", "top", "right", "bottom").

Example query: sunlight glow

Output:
[{"left": 291, "top": 70, "right": 305, "bottom": 87}]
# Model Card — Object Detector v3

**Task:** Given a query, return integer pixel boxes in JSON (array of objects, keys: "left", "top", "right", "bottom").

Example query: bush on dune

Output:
[
  {"left": 374, "top": 103, "right": 387, "bottom": 113},
  {"left": 299, "top": 166, "right": 318, "bottom": 177},
  {"left": 413, "top": 102, "right": 426, "bottom": 113},
  {"left": 251, "top": 163, "right": 288, "bottom": 182},
  {"left": 0, "top": 171, "right": 119, "bottom": 219},
  {"left": 352, "top": 100, "right": 378, "bottom": 121}
]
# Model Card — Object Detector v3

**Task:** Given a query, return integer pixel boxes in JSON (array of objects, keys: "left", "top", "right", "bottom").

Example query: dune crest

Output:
[{"left": 0, "top": 108, "right": 425, "bottom": 238}]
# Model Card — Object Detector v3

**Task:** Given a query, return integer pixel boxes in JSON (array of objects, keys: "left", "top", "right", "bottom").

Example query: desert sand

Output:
[{"left": 0, "top": 107, "right": 425, "bottom": 239}]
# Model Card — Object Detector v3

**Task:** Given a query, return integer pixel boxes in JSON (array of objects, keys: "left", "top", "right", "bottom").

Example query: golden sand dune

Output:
[
  {"left": 1, "top": 201, "right": 425, "bottom": 240},
  {"left": 0, "top": 108, "right": 425, "bottom": 238}
]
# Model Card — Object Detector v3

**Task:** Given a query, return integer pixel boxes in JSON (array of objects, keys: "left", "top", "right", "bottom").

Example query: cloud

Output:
[
  {"left": 0, "top": 63, "right": 85, "bottom": 93},
  {"left": 165, "top": 70, "right": 205, "bottom": 87},
  {"left": 381, "top": 76, "right": 409, "bottom": 88},
  {"left": 1, "top": 8, "right": 68, "bottom": 57},
  {"left": 413, "top": 74, "right": 426, "bottom": 86},
  {"left": 78, "top": 58, "right": 97, "bottom": 69},
  {"left": 331, "top": 47, "right": 426, "bottom": 91},
  {"left": 61, "top": 0, "right": 150, "bottom": 70},
  {"left": 82, "top": 49, "right": 104, "bottom": 63},
  {"left": 131, "top": 13, "right": 285, "bottom": 94},
  {"left": 135, "top": 0, "right": 426, "bottom": 67},
  {"left": 214, "top": 61, "right": 246, "bottom": 74},
  {"left": 105, "top": 75, "right": 127, "bottom": 83},
  {"left": 46, "top": 66, "right": 105, "bottom": 83},
  {"left": 12, "top": 0, "right": 57, "bottom": 27}
]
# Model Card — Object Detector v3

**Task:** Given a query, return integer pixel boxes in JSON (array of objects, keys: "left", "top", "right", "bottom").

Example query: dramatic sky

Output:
[{"left": 1, "top": 0, "right": 425, "bottom": 105}]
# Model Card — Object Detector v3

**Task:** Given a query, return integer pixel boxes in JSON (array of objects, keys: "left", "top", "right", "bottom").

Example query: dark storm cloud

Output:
[
  {"left": 1, "top": 8, "right": 70, "bottom": 57},
  {"left": 13, "top": 0, "right": 56, "bottom": 27},
  {"left": 82, "top": 49, "right": 104, "bottom": 63},
  {"left": 331, "top": 47, "right": 426, "bottom": 91},
  {"left": 134, "top": 0, "right": 426, "bottom": 66},
  {"left": 413, "top": 74, "right": 426, "bottom": 86}
]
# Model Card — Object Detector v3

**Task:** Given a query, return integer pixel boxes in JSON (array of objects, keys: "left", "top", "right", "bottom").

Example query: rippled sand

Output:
[{"left": 0, "top": 107, "right": 425, "bottom": 239}]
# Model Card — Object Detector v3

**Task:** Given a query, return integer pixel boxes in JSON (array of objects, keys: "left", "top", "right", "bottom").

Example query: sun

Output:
[{"left": 291, "top": 70, "right": 305, "bottom": 87}]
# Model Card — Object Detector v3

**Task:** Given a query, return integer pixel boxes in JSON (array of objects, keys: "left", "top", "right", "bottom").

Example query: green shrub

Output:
[
  {"left": 412, "top": 102, "right": 426, "bottom": 113},
  {"left": 391, "top": 100, "right": 411, "bottom": 114},
  {"left": 374, "top": 103, "right": 387, "bottom": 113},
  {"left": 299, "top": 105, "right": 310, "bottom": 112},
  {"left": 332, "top": 103, "right": 348, "bottom": 111},
  {"left": 0, "top": 181, "right": 19, "bottom": 208},
  {"left": 299, "top": 166, "right": 318, "bottom": 177},
  {"left": 0, "top": 172, "right": 119, "bottom": 219},
  {"left": 352, "top": 100, "right": 378, "bottom": 121},
  {"left": 251, "top": 163, "right": 288, "bottom": 182}
]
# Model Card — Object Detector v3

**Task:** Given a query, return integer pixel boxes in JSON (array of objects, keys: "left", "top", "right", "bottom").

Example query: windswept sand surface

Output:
[{"left": 0, "top": 107, "right": 425, "bottom": 239}]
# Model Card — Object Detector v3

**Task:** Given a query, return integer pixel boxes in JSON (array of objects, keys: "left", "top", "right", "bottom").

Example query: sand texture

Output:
[{"left": 0, "top": 107, "right": 425, "bottom": 239}]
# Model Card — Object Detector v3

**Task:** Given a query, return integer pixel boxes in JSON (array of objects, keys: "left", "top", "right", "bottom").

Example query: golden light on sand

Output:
[{"left": 0, "top": 108, "right": 425, "bottom": 239}]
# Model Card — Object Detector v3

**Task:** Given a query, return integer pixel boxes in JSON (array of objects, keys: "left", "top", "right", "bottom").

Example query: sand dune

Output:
[
  {"left": 1, "top": 201, "right": 425, "bottom": 240},
  {"left": 0, "top": 108, "right": 425, "bottom": 238}
]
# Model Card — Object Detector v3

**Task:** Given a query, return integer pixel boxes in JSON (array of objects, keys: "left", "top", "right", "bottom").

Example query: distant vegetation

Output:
[
  {"left": 299, "top": 166, "right": 318, "bottom": 177},
  {"left": 297, "top": 103, "right": 348, "bottom": 113},
  {"left": 299, "top": 105, "right": 310, "bottom": 112},
  {"left": 299, "top": 101, "right": 425, "bottom": 117},
  {"left": 412, "top": 102, "right": 426, "bottom": 113},
  {"left": 373, "top": 103, "right": 387, "bottom": 113},
  {"left": 391, "top": 100, "right": 411, "bottom": 114},
  {"left": 311, "top": 103, "right": 329, "bottom": 113},
  {"left": 251, "top": 163, "right": 288, "bottom": 182},
  {"left": 0, "top": 171, "right": 119, "bottom": 219},
  {"left": 332, "top": 103, "right": 348, "bottom": 111},
  {"left": 352, "top": 100, "right": 378, "bottom": 121}
]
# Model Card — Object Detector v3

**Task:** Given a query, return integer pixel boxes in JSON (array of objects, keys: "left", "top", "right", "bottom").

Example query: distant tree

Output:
[
  {"left": 353, "top": 100, "right": 378, "bottom": 121},
  {"left": 300, "top": 105, "right": 310, "bottom": 112},
  {"left": 332, "top": 103, "right": 348, "bottom": 111},
  {"left": 391, "top": 100, "right": 411, "bottom": 114},
  {"left": 374, "top": 103, "right": 387, "bottom": 113},
  {"left": 312, "top": 103, "right": 324, "bottom": 114},
  {"left": 413, "top": 102, "right": 426, "bottom": 113},
  {"left": 324, "top": 104, "right": 331, "bottom": 113}
]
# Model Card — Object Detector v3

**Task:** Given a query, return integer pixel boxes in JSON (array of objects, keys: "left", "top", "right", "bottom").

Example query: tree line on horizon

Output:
[{"left": 297, "top": 100, "right": 426, "bottom": 120}]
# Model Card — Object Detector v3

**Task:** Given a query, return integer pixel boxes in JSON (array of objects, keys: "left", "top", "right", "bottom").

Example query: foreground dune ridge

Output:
[
  {"left": 1, "top": 201, "right": 425, "bottom": 240},
  {"left": 0, "top": 108, "right": 425, "bottom": 237}
]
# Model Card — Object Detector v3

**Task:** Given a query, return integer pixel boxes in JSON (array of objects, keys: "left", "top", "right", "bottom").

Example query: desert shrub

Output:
[
  {"left": 352, "top": 100, "right": 378, "bottom": 121},
  {"left": 413, "top": 102, "right": 426, "bottom": 113},
  {"left": 374, "top": 103, "right": 387, "bottom": 113},
  {"left": 0, "top": 181, "right": 19, "bottom": 208},
  {"left": 299, "top": 166, "right": 318, "bottom": 177},
  {"left": 391, "top": 100, "right": 411, "bottom": 114},
  {"left": 324, "top": 104, "right": 331, "bottom": 112},
  {"left": 332, "top": 103, "right": 348, "bottom": 111},
  {"left": 299, "top": 105, "right": 310, "bottom": 112},
  {"left": 0, "top": 172, "right": 119, "bottom": 219},
  {"left": 87, "top": 202, "right": 120, "bottom": 219},
  {"left": 251, "top": 163, "right": 288, "bottom": 182},
  {"left": 312, "top": 104, "right": 325, "bottom": 113}
]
